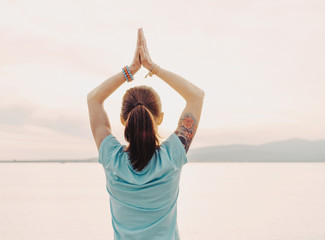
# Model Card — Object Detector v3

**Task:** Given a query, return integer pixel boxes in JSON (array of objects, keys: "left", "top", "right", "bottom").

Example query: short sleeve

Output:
[
  {"left": 162, "top": 132, "right": 188, "bottom": 169},
  {"left": 98, "top": 134, "right": 122, "bottom": 167}
]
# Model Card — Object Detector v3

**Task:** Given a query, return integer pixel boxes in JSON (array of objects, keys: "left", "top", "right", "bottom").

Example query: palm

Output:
[
  {"left": 130, "top": 28, "right": 154, "bottom": 73},
  {"left": 130, "top": 30, "right": 142, "bottom": 72},
  {"left": 138, "top": 28, "right": 154, "bottom": 70}
]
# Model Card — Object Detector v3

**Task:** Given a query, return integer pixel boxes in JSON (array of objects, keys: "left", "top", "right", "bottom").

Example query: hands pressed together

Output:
[{"left": 129, "top": 28, "right": 156, "bottom": 75}]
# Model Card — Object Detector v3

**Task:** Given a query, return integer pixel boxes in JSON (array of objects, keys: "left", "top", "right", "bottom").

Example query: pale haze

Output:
[{"left": 1, "top": 0, "right": 324, "bottom": 160}]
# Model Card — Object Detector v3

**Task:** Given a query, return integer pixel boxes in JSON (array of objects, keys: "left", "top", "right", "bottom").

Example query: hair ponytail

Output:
[{"left": 121, "top": 86, "right": 162, "bottom": 172}]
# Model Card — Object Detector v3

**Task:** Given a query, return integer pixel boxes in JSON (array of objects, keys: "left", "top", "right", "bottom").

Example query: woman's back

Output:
[
  {"left": 98, "top": 132, "right": 188, "bottom": 240},
  {"left": 87, "top": 27, "right": 204, "bottom": 240}
]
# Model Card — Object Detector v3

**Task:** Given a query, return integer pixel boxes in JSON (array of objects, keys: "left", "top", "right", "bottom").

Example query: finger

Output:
[
  {"left": 135, "top": 46, "right": 141, "bottom": 57},
  {"left": 137, "top": 28, "right": 141, "bottom": 47},
  {"left": 142, "top": 29, "right": 148, "bottom": 50},
  {"left": 140, "top": 28, "right": 149, "bottom": 52},
  {"left": 138, "top": 46, "right": 145, "bottom": 62},
  {"left": 139, "top": 28, "right": 144, "bottom": 46},
  {"left": 138, "top": 45, "right": 144, "bottom": 56},
  {"left": 140, "top": 28, "right": 146, "bottom": 47},
  {"left": 137, "top": 48, "right": 141, "bottom": 64}
]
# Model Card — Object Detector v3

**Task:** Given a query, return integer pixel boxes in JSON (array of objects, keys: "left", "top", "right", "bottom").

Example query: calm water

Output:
[{"left": 0, "top": 162, "right": 325, "bottom": 240}]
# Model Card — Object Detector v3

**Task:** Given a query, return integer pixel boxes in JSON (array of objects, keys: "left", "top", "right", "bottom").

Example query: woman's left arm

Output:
[{"left": 87, "top": 29, "right": 142, "bottom": 151}]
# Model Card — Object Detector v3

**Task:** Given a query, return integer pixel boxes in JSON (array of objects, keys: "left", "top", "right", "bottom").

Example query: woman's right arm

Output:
[
  {"left": 138, "top": 28, "right": 205, "bottom": 152},
  {"left": 154, "top": 65, "right": 205, "bottom": 153}
]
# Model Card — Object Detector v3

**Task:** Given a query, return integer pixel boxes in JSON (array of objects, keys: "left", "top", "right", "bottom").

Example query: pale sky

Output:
[{"left": 1, "top": 0, "right": 324, "bottom": 160}]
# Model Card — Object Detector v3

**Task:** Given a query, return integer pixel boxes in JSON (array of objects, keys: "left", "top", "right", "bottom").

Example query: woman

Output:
[{"left": 87, "top": 28, "right": 204, "bottom": 240}]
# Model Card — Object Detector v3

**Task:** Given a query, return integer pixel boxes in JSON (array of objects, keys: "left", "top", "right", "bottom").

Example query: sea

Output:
[{"left": 0, "top": 162, "right": 324, "bottom": 240}]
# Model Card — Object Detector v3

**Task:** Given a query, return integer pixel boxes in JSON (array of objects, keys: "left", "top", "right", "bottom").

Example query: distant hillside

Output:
[
  {"left": 1, "top": 139, "right": 325, "bottom": 163},
  {"left": 187, "top": 139, "right": 325, "bottom": 162}
]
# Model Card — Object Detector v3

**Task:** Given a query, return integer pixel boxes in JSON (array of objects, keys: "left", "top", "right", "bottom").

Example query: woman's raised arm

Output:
[
  {"left": 87, "top": 29, "right": 142, "bottom": 150},
  {"left": 138, "top": 28, "right": 205, "bottom": 152},
  {"left": 154, "top": 66, "right": 205, "bottom": 152}
]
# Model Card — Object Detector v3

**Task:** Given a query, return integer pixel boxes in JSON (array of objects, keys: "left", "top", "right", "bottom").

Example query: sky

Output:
[{"left": 0, "top": 0, "right": 324, "bottom": 160}]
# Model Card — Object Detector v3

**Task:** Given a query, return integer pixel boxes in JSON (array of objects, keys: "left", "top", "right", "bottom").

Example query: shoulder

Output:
[
  {"left": 161, "top": 132, "right": 183, "bottom": 147},
  {"left": 160, "top": 132, "right": 188, "bottom": 168},
  {"left": 98, "top": 133, "right": 125, "bottom": 166},
  {"left": 99, "top": 133, "right": 115, "bottom": 149}
]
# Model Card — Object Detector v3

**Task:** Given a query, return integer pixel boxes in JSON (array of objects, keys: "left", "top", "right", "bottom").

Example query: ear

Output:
[
  {"left": 157, "top": 112, "right": 164, "bottom": 125},
  {"left": 120, "top": 115, "right": 126, "bottom": 126}
]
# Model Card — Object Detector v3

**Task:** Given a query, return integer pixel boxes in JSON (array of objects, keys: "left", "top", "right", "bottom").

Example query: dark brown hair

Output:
[{"left": 121, "top": 85, "right": 162, "bottom": 172}]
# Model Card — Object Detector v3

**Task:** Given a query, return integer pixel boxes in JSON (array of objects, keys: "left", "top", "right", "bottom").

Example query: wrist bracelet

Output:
[
  {"left": 122, "top": 65, "right": 134, "bottom": 82},
  {"left": 145, "top": 64, "right": 160, "bottom": 78}
]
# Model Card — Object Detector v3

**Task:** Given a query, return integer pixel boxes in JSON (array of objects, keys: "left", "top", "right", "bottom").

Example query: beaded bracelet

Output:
[
  {"left": 122, "top": 65, "right": 134, "bottom": 82},
  {"left": 145, "top": 64, "right": 160, "bottom": 78}
]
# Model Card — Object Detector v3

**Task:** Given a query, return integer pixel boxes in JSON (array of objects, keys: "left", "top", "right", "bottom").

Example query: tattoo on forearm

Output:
[{"left": 175, "top": 112, "right": 198, "bottom": 153}]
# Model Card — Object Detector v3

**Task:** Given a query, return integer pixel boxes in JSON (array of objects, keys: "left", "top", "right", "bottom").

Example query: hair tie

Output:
[{"left": 135, "top": 102, "right": 143, "bottom": 106}]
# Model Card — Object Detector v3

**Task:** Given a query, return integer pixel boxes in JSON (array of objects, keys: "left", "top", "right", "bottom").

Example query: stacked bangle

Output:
[
  {"left": 145, "top": 64, "right": 160, "bottom": 78},
  {"left": 122, "top": 65, "right": 134, "bottom": 82}
]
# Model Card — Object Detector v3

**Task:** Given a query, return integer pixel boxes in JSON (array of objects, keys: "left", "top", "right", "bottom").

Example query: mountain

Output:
[
  {"left": 187, "top": 139, "right": 325, "bottom": 162},
  {"left": 1, "top": 139, "right": 325, "bottom": 163}
]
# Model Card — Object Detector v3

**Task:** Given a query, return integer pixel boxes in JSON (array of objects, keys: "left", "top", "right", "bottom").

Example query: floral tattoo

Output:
[{"left": 175, "top": 112, "right": 198, "bottom": 153}]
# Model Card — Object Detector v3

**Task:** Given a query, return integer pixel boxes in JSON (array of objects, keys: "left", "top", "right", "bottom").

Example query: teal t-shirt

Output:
[{"left": 98, "top": 132, "right": 188, "bottom": 240}]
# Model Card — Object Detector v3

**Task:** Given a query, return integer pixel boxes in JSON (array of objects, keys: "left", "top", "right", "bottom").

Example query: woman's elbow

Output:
[
  {"left": 87, "top": 92, "right": 96, "bottom": 102},
  {"left": 87, "top": 92, "right": 92, "bottom": 99},
  {"left": 197, "top": 88, "right": 205, "bottom": 99}
]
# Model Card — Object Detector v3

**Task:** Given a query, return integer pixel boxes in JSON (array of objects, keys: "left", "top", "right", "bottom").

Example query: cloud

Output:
[
  {"left": 0, "top": 26, "right": 112, "bottom": 75},
  {"left": 0, "top": 104, "right": 38, "bottom": 125},
  {"left": 1, "top": 0, "right": 325, "bottom": 149},
  {"left": 0, "top": 103, "right": 90, "bottom": 139},
  {"left": 31, "top": 114, "right": 90, "bottom": 139}
]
